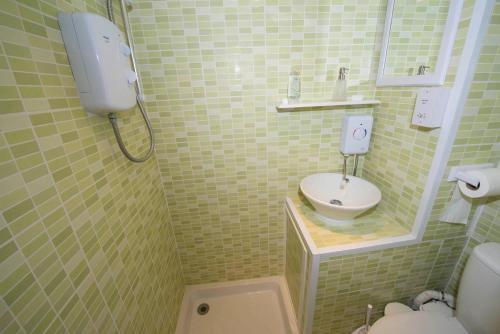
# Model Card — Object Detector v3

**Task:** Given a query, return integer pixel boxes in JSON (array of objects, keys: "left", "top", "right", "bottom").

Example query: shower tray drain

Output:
[{"left": 197, "top": 303, "right": 210, "bottom": 315}]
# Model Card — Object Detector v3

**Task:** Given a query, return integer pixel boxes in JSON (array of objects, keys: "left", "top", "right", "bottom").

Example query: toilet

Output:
[{"left": 369, "top": 242, "right": 500, "bottom": 334}]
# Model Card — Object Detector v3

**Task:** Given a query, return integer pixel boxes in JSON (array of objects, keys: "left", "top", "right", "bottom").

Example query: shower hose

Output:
[{"left": 106, "top": 0, "right": 154, "bottom": 163}]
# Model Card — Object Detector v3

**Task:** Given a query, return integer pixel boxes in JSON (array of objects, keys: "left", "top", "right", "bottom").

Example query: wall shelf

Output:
[{"left": 276, "top": 100, "right": 380, "bottom": 111}]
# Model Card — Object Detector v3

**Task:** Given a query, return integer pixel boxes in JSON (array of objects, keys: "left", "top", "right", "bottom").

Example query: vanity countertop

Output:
[{"left": 287, "top": 194, "right": 410, "bottom": 249}]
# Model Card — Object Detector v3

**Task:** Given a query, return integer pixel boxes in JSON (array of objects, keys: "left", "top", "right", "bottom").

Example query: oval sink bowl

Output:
[{"left": 300, "top": 173, "right": 382, "bottom": 223}]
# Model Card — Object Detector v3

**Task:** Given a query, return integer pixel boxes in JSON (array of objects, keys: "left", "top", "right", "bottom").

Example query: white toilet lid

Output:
[{"left": 369, "top": 311, "right": 468, "bottom": 334}]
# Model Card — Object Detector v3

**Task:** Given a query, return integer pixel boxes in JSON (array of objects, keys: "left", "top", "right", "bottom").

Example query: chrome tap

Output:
[
  {"left": 417, "top": 65, "right": 430, "bottom": 75},
  {"left": 342, "top": 154, "right": 350, "bottom": 183},
  {"left": 352, "top": 154, "right": 359, "bottom": 176}
]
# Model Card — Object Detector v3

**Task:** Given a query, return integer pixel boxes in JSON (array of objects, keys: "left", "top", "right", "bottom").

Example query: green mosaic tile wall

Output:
[
  {"left": 129, "top": 0, "right": 389, "bottom": 285},
  {"left": 285, "top": 219, "right": 306, "bottom": 330},
  {"left": 363, "top": 0, "right": 475, "bottom": 234},
  {"left": 415, "top": 0, "right": 477, "bottom": 244},
  {"left": 2, "top": 0, "right": 493, "bottom": 333},
  {"left": 363, "top": 89, "right": 440, "bottom": 230},
  {"left": 361, "top": 0, "right": 475, "bottom": 233},
  {"left": 0, "top": 1, "right": 184, "bottom": 333},
  {"left": 447, "top": 199, "right": 500, "bottom": 294},
  {"left": 312, "top": 238, "right": 465, "bottom": 334},
  {"left": 385, "top": 0, "right": 450, "bottom": 76},
  {"left": 310, "top": 1, "right": 500, "bottom": 333},
  {"left": 444, "top": 1, "right": 500, "bottom": 294}
]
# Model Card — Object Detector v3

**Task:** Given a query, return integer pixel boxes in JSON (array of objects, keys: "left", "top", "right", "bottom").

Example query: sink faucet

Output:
[
  {"left": 342, "top": 154, "right": 350, "bottom": 183},
  {"left": 417, "top": 65, "right": 430, "bottom": 75},
  {"left": 352, "top": 154, "right": 359, "bottom": 176}
]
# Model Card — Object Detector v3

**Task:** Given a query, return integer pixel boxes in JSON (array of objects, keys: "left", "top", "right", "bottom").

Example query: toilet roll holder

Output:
[
  {"left": 455, "top": 171, "right": 480, "bottom": 188},
  {"left": 447, "top": 163, "right": 496, "bottom": 188}
]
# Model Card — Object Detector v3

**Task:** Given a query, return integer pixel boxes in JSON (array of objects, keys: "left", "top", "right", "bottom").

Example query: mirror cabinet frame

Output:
[{"left": 376, "top": 0, "right": 464, "bottom": 87}]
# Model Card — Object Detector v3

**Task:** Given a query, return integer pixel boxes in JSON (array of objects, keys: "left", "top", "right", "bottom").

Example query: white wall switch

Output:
[
  {"left": 340, "top": 115, "right": 373, "bottom": 154},
  {"left": 411, "top": 87, "right": 450, "bottom": 128}
]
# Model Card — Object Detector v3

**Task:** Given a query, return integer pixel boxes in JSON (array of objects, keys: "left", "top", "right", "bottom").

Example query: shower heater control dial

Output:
[{"left": 353, "top": 128, "right": 367, "bottom": 140}]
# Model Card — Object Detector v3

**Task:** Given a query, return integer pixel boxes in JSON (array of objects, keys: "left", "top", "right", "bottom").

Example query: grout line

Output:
[
  {"left": 1, "top": 35, "right": 76, "bottom": 333},
  {"left": 128, "top": 6, "right": 187, "bottom": 316},
  {"left": 444, "top": 236, "right": 470, "bottom": 293},
  {"left": 424, "top": 238, "right": 444, "bottom": 288}
]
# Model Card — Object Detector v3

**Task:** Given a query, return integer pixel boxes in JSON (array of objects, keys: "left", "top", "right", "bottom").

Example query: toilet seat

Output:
[{"left": 369, "top": 311, "right": 468, "bottom": 334}]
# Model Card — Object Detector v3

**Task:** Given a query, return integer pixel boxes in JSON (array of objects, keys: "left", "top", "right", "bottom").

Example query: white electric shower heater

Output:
[{"left": 58, "top": 0, "right": 154, "bottom": 163}]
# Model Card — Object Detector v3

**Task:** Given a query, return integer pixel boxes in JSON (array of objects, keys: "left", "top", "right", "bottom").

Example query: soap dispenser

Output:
[{"left": 333, "top": 67, "right": 348, "bottom": 101}]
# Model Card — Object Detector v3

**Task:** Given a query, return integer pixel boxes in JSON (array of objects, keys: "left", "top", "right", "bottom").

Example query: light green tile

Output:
[{"left": 0, "top": 1, "right": 184, "bottom": 334}]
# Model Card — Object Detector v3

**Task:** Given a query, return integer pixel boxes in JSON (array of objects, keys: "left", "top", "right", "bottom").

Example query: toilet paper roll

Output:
[{"left": 458, "top": 168, "right": 500, "bottom": 199}]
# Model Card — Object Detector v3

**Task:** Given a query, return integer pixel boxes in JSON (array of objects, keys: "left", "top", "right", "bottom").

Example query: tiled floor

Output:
[{"left": 290, "top": 194, "right": 411, "bottom": 249}]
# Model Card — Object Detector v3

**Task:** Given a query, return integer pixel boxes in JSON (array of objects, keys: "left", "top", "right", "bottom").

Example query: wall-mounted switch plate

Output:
[{"left": 411, "top": 87, "right": 450, "bottom": 128}]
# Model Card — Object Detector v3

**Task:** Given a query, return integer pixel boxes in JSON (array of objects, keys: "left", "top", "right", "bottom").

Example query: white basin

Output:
[{"left": 300, "top": 173, "right": 382, "bottom": 222}]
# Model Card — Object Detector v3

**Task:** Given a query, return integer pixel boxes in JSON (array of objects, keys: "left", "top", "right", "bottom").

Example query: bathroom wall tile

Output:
[
  {"left": 126, "top": 1, "right": 499, "bottom": 332},
  {"left": 0, "top": 1, "right": 184, "bottom": 334},
  {"left": 363, "top": 88, "right": 439, "bottom": 230},
  {"left": 425, "top": 0, "right": 499, "bottom": 241},
  {"left": 447, "top": 199, "right": 500, "bottom": 294},
  {"left": 131, "top": 0, "right": 385, "bottom": 285},
  {"left": 1, "top": 1, "right": 490, "bottom": 334},
  {"left": 285, "top": 219, "right": 305, "bottom": 324},
  {"left": 385, "top": 0, "right": 450, "bottom": 77},
  {"left": 311, "top": 0, "right": 500, "bottom": 332},
  {"left": 436, "top": 0, "right": 500, "bottom": 295},
  {"left": 446, "top": 237, "right": 480, "bottom": 295},
  {"left": 364, "top": 0, "right": 479, "bottom": 238},
  {"left": 312, "top": 237, "right": 465, "bottom": 334}
]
